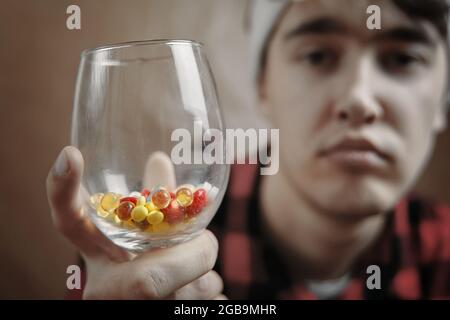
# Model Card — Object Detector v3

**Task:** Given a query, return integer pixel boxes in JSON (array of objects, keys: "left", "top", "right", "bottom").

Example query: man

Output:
[{"left": 47, "top": 0, "right": 449, "bottom": 299}]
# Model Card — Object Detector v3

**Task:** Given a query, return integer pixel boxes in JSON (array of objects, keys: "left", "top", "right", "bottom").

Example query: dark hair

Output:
[{"left": 393, "top": 0, "right": 449, "bottom": 39}]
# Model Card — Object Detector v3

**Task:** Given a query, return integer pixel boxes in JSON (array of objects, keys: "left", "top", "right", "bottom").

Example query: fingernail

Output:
[{"left": 53, "top": 149, "right": 69, "bottom": 177}]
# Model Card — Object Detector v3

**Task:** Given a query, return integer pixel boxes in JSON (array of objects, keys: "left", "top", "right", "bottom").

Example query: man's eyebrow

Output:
[
  {"left": 374, "top": 26, "right": 434, "bottom": 45},
  {"left": 284, "top": 17, "right": 347, "bottom": 41}
]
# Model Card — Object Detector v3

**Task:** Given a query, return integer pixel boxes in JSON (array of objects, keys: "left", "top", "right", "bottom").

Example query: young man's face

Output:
[{"left": 261, "top": 0, "right": 448, "bottom": 217}]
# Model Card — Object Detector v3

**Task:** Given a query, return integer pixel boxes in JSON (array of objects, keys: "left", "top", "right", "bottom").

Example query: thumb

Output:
[
  {"left": 47, "top": 146, "right": 84, "bottom": 217},
  {"left": 143, "top": 151, "right": 177, "bottom": 190},
  {"left": 46, "top": 146, "right": 131, "bottom": 260}
]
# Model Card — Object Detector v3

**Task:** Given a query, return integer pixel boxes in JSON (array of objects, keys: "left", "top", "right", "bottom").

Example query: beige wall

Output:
[{"left": 0, "top": 0, "right": 449, "bottom": 299}]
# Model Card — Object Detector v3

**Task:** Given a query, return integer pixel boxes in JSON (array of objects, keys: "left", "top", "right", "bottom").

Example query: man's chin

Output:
[
  {"left": 304, "top": 180, "right": 397, "bottom": 218},
  {"left": 322, "top": 200, "right": 388, "bottom": 220}
]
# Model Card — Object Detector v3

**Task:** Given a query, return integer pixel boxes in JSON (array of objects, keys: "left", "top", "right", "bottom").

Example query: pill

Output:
[
  {"left": 145, "top": 201, "right": 157, "bottom": 212},
  {"left": 162, "top": 199, "right": 185, "bottom": 224},
  {"left": 185, "top": 188, "right": 207, "bottom": 217},
  {"left": 137, "top": 196, "right": 146, "bottom": 206},
  {"left": 120, "top": 196, "right": 137, "bottom": 205},
  {"left": 141, "top": 188, "right": 151, "bottom": 198},
  {"left": 100, "top": 193, "right": 120, "bottom": 212},
  {"left": 151, "top": 188, "right": 171, "bottom": 209},
  {"left": 89, "top": 193, "right": 104, "bottom": 209},
  {"left": 116, "top": 201, "right": 135, "bottom": 221},
  {"left": 147, "top": 210, "right": 164, "bottom": 225},
  {"left": 131, "top": 205, "right": 148, "bottom": 222},
  {"left": 175, "top": 187, "right": 193, "bottom": 207},
  {"left": 96, "top": 205, "right": 110, "bottom": 218}
]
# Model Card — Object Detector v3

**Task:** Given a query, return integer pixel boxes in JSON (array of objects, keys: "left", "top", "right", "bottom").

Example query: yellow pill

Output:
[
  {"left": 147, "top": 210, "right": 164, "bottom": 225},
  {"left": 137, "top": 196, "right": 146, "bottom": 206},
  {"left": 105, "top": 212, "right": 121, "bottom": 224},
  {"left": 101, "top": 193, "right": 120, "bottom": 212},
  {"left": 96, "top": 205, "right": 110, "bottom": 218},
  {"left": 145, "top": 202, "right": 157, "bottom": 212},
  {"left": 152, "top": 221, "right": 171, "bottom": 233},
  {"left": 176, "top": 187, "right": 193, "bottom": 207},
  {"left": 131, "top": 205, "right": 148, "bottom": 222},
  {"left": 89, "top": 193, "right": 104, "bottom": 209},
  {"left": 113, "top": 214, "right": 122, "bottom": 224}
]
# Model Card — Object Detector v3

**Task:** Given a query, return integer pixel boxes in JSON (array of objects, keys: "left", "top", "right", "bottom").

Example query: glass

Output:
[{"left": 71, "top": 39, "right": 230, "bottom": 252}]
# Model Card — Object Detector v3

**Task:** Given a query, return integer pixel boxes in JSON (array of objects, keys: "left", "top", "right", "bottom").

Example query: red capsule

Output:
[
  {"left": 184, "top": 205, "right": 201, "bottom": 218},
  {"left": 141, "top": 188, "right": 150, "bottom": 198},
  {"left": 193, "top": 189, "right": 207, "bottom": 208},
  {"left": 120, "top": 196, "right": 137, "bottom": 205},
  {"left": 185, "top": 189, "right": 207, "bottom": 218},
  {"left": 162, "top": 199, "right": 184, "bottom": 224}
]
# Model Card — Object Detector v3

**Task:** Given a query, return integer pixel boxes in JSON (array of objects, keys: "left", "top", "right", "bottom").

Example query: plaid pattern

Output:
[{"left": 210, "top": 164, "right": 450, "bottom": 300}]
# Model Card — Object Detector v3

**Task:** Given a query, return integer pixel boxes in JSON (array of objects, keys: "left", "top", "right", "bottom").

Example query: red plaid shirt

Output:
[{"left": 209, "top": 164, "right": 450, "bottom": 300}]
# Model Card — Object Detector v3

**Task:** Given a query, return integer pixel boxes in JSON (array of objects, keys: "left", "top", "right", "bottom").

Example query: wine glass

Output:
[{"left": 71, "top": 39, "right": 230, "bottom": 253}]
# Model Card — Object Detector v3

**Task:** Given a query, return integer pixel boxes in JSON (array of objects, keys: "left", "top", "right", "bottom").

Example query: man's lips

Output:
[{"left": 318, "top": 137, "right": 392, "bottom": 169}]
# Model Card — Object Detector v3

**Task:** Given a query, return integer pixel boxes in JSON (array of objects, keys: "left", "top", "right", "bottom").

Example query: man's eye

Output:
[
  {"left": 379, "top": 51, "right": 423, "bottom": 73},
  {"left": 301, "top": 49, "right": 337, "bottom": 68}
]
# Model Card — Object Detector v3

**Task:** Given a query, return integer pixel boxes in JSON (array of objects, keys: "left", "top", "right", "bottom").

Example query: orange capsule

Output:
[
  {"left": 175, "top": 187, "right": 193, "bottom": 207},
  {"left": 116, "top": 201, "right": 135, "bottom": 221},
  {"left": 151, "top": 188, "right": 171, "bottom": 209}
]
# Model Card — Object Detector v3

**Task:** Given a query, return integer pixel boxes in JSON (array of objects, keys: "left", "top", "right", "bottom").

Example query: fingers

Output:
[
  {"left": 47, "top": 146, "right": 84, "bottom": 216},
  {"left": 127, "top": 230, "right": 218, "bottom": 299},
  {"left": 171, "top": 270, "right": 224, "bottom": 300},
  {"left": 46, "top": 146, "right": 128, "bottom": 261},
  {"left": 143, "top": 151, "right": 176, "bottom": 190},
  {"left": 84, "top": 230, "right": 219, "bottom": 299}
]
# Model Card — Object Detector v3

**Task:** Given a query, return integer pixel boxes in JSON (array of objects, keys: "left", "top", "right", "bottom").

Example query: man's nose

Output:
[{"left": 334, "top": 57, "right": 383, "bottom": 127}]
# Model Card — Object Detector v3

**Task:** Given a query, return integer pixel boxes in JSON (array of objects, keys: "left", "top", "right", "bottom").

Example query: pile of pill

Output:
[{"left": 89, "top": 182, "right": 216, "bottom": 234}]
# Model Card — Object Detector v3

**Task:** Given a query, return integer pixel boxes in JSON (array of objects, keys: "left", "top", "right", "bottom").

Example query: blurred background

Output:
[{"left": 0, "top": 0, "right": 449, "bottom": 299}]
